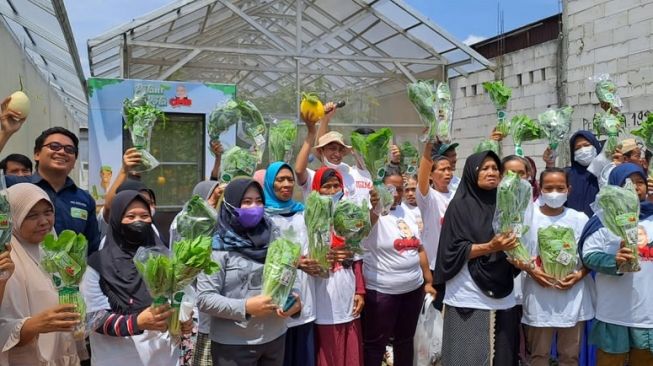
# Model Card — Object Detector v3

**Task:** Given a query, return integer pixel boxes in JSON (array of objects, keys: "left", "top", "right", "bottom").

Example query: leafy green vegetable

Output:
[
  {"left": 208, "top": 100, "right": 240, "bottom": 142},
  {"left": 435, "top": 82, "right": 453, "bottom": 142},
  {"left": 482, "top": 81, "right": 512, "bottom": 110},
  {"left": 262, "top": 234, "right": 301, "bottom": 307},
  {"left": 123, "top": 95, "right": 165, "bottom": 172},
  {"left": 400, "top": 141, "right": 419, "bottom": 175},
  {"left": 0, "top": 173, "right": 11, "bottom": 252},
  {"left": 134, "top": 247, "right": 174, "bottom": 306},
  {"left": 220, "top": 146, "right": 258, "bottom": 182},
  {"left": 596, "top": 183, "right": 641, "bottom": 273},
  {"left": 350, "top": 128, "right": 393, "bottom": 182},
  {"left": 235, "top": 100, "right": 267, "bottom": 162},
  {"left": 538, "top": 225, "right": 577, "bottom": 281},
  {"left": 176, "top": 195, "right": 218, "bottom": 239},
  {"left": 407, "top": 81, "right": 437, "bottom": 141},
  {"left": 592, "top": 76, "right": 622, "bottom": 109},
  {"left": 631, "top": 114, "right": 653, "bottom": 178},
  {"left": 595, "top": 111, "right": 624, "bottom": 156},
  {"left": 333, "top": 199, "right": 371, "bottom": 253},
  {"left": 494, "top": 171, "right": 532, "bottom": 262},
  {"left": 268, "top": 119, "right": 297, "bottom": 162},
  {"left": 474, "top": 139, "right": 502, "bottom": 157},
  {"left": 537, "top": 106, "right": 573, "bottom": 151},
  {"left": 304, "top": 192, "right": 333, "bottom": 274},
  {"left": 510, "top": 115, "right": 542, "bottom": 157},
  {"left": 374, "top": 184, "right": 395, "bottom": 216}
]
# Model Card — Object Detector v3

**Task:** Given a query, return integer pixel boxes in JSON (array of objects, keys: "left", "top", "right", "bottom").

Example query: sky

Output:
[{"left": 64, "top": 0, "right": 562, "bottom": 76}]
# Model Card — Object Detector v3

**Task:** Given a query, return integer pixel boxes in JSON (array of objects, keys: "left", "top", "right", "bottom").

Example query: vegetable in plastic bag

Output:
[
  {"left": 537, "top": 106, "right": 573, "bottom": 158},
  {"left": 399, "top": 141, "right": 419, "bottom": 176},
  {"left": 208, "top": 100, "right": 240, "bottom": 142},
  {"left": 474, "top": 139, "right": 502, "bottom": 157},
  {"left": 123, "top": 95, "right": 166, "bottom": 173},
  {"left": 630, "top": 114, "right": 653, "bottom": 178},
  {"left": 304, "top": 192, "right": 333, "bottom": 275},
  {"left": 350, "top": 128, "right": 393, "bottom": 183},
  {"left": 482, "top": 81, "right": 512, "bottom": 135},
  {"left": 268, "top": 119, "right": 298, "bottom": 162},
  {"left": 589, "top": 74, "right": 622, "bottom": 110},
  {"left": 595, "top": 111, "right": 624, "bottom": 157},
  {"left": 175, "top": 195, "right": 218, "bottom": 239},
  {"left": 538, "top": 225, "right": 577, "bottom": 281},
  {"left": 593, "top": 181, "right": 641, "bottom": 272},
  {"left": 333, "top": 199, "right": 371, "bottom": 253},
  {"left": 493, "top": 171, "right": 533, "bottom": 262},
  {"left": 435, "top": 82, "right": 453, "bottom": 143},
  {"left": 134, "top": 247, "right": 173, "bottom": 306},
  {"left": 0, "top": 172, "right": 11, "bottom": 280},
  {"left": 262, "top": 229, "right": 302, "bottom": 307},
  {"left": 236, "top": 100, "right": 267, "bottom": 163},
  {"left": 220, "top": 146, "right": 258, "bottom": 182},
  {"left": 131, "top": 148, "right": 160, "bottom": 174},
  {"left": 509, "top": 115, "right": 542, "bottom": 157},
  {"left": 407, "top": 81, "right": 437, "bottom": 141}
]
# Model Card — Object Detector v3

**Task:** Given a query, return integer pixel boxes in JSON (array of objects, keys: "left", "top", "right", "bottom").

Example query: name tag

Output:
[{"left": 70, "top": 207, "right": 88, "bottom": 220}]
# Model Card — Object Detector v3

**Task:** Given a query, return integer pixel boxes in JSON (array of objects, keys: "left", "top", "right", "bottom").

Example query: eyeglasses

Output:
[{"left": 43, "top": 142, "right": 77, "bottom": 155}]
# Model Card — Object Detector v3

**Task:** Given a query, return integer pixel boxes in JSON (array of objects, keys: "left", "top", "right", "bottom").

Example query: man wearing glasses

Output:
[{"left": 0, "top": 109, "right": 100, "bottom": 254}]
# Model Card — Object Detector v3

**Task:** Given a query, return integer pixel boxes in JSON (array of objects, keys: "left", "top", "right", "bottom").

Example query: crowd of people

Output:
[{"left": 0, "top": 92, "right": 652, "bottom": 366}]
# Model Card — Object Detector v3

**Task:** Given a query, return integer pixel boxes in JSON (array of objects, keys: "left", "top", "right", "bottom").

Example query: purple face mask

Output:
[{"left": 235, "top": 206, "right": 265, "bottom": 228}]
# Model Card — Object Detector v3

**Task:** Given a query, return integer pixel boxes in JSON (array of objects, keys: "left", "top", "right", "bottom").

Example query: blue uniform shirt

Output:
[{"left": 6, "top": 173, "right": 100, "bottom": 254}]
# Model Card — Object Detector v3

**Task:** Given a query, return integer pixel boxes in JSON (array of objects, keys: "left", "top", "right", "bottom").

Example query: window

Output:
[
  {"left": 123, "top": 113, "right": 205, "bottom": 211},
  {"left": 471, "top": 84, "right": 477, "bottom": 95},
  {"left": 517, "top": 74, "right": 523, "bottom": 86},
  {"left": 461, "top": 86, "right": 467, "bottom": 97},
  {"left": 529, "top": 70, "right": 535, "bottom": 83},
  {"left": 541, "top": 68, "right": 546, "bottom": 80}
]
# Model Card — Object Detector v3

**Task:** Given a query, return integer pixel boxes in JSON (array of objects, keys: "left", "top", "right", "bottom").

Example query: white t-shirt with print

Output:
[
  {"left": 362, "top": 205, "right": 424, "bottom": 295},
  {"left": 521, "top": 207, "right": 595, "bottom": 327},
  {"left": 301, "top": 164, "right": 373, "bottom": 202},
  {"left": 270, "top": 213, "right": 316, "bottom": 328},
  {"left": 313, "top": 264, "right": 357, "bottom": 325},
  {"left": 582, "top": 217, "right": 653, "bottom": 328},
  {"left": 448, "top": 175, "right": 461, "bottom": 194},
  {"left": 416, "top": 187, "right": 453, "bottom": 270},
  {"left": 401, "top": 202, "right": 423, "bottom": 233}
]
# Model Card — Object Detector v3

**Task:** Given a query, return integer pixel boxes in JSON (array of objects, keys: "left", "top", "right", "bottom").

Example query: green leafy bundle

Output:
[
  {"left": 407, "top": 81, "right": 437, "bottom": 141},
  {"left": 220, "top": 146, "right": 258, "bottom": 182},
  {"left": 482, "top": 81, "right": 512, "bottom": 110},
  {"left": 537, "top": 106, "right": 573, "bottom": 151},
  {"left": 538, "top": 225, "right": 577, "bottom": 281},
  {"left": 350, "top": 128, "right": 393, "bottom": 182},
  {"left": 631, "top": 114, "right": 653, "bottom": 178},
  {"left": 333, "top": 199, "right": 371, "bottom": 253},
  {"left": 208, "top": 100, "right": 240, "bottom": 141},
  {"left": 435, "top": 82, "right": 453, "bottom": 142},
  {"left": 596, "top": 183, "right": 641, "bottom": 273},
  {"left": 510, "top": 115, "right": 542, "bottom": 157},
  {"left": 176, "top": 195, "right": 218, "bottom": 239},
  {"left": 268, "top": 119, "right": 297, "bottom": 162},
  {"left": 474, "top": 139, "right": 502, "bottom": 157},
  {"left": 304, "top": 192, "right": 333, "bottom": 273},
  {"left": 262, "top": 235, "right": 301, "bottom": 307},
  {"left": 123, "top": 96, "right": 166, "bottom": 150},
  {"left": 400, "top": 141, "right": 419, "bottom": 175},
  {"left": 595, "top": 111, "right": 624, "bottom": 156},
  {"left": 494, "top": 171, "right": 532, "bottom": 263},
  {"left": 592, "top": 75, "right": 622, "bottom": 110},
  {"left": 134, "top": 247, "right": 174, "bottom": 306},
  {"left": 0, "top": 173, "right": 11, "bottom": 252}
]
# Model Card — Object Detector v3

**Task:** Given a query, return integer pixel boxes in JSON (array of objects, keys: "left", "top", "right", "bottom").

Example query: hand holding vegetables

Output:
[
  {"left": 245, "top": 294, "right": 278, "bottom": 317},
  {"left": 136, "top": 303, "right": 173, "bottom": 332},
  {"left": 493, "top": 171, "right": 533, "bottom": 263},
  {"left": 262, "top": 233, "right": 301, "bottom": 307},
  {"left": 23, "top": 304, "right": 80, "bottom": 335}
]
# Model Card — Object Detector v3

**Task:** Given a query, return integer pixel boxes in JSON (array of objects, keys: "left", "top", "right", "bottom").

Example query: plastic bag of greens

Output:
[
  {"left": 123, "top": 95, "right": 165, "bottom": 173},
  {"left": 374, "top": 184, "right": 396, "bottom": 216},
  {"left": 130, "top": 148, "right": 160, "bottom": 174},
  {"left": 351, "top": 128, "right": 393, "bottom": 183},
  {"left": 509, "top": 115, "right": 542, "bottom": 157},
  {"left": 208, "top": 99, "right": 240, "bottom": 143},
  {"left": 400, "top": 141, "right": 420, "bottom": 176},
  {"left": 493, "top": 171, "right": 533, "bottom": 263},
  {"left": 0, "top": 171, "right": 12, "bottom": 281},
  {"left": 630, "top": 114, "right": 653, "bottom": 179},
  {"left": 589, "top": 73, "right": 622, "bottom": 110},
  {"left": 435, "top": 82, "right": 453, "bottom": 143},
  {"left": 220, "top": 146, "right": 258, "bottom": 183},
  {"left": 407, "top": 81, "right": 437, "bottom": 142},
  {"left": 169, "top": 236, "right": 219, "bottom": 336},
  {"left": 176, "top": 195, "right": 218, "bottom": 239},
  {"left": 134, "top": 246, "right": 173, "bottom": 307},
  {"left": 333, "top": 198, "right": 371, "bottom": 253},
  {"left": 595, "top": 111, "right": 624, "bottom": 157},
  {"left": 482, "top": 81, "right": 512, "bottom": 135},
  {"left": 235, "top": 100, "right": 267, "bottom": 163},
  {"left": 40, "top": 230, "right": 88, "bottom": 339},
  {"left": 592, "top": 180, "right": 641, "bottom": 273},
  {"left": 304, "top": 192, "right": 333, "bottom": 276},
  {"left": 268, "top": 119, "right": 298, "bottom": 162},
  {"left": 538, "top": 225, "right": 578, "bottom": 281},
  {"left": 537, "top": 106, "right": 573, "bottom": 160},
  {"left": 474, "top": 139, "right": 502, "bottom": 157},
  {"left": 262, "top": 228, "right": 302, "bottom": 307}
]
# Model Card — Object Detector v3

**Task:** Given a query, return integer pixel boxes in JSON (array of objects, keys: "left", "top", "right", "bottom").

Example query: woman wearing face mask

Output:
[
  {"left": 310, "top": 167, "right": 365, "bottom": 366},
  {"left": 361, "top": 171, "right": 435, "bottom": 366},
  {"left": 545, "top": 131, "right": 601, "bottom": 217},
  {"left": 263, "top": 162, "right": 319, "bottom": 366},
  {"left": 196, "top": 178, "right": 301, "bottom": 366},
  {"left": 580, "top": 163, "right": 653, "bottom": 366},
  {"left": 83, "top": 190, "right": 188, "bottom": 366},
  {"left": 0, "top": 183, "right": 80, "bottom": 366},
  {"left": 521, "top": 168, "right": 593, "bottom": 366},
  {"left": 435, "top": 151, "right": 523, "bottom": 366}
]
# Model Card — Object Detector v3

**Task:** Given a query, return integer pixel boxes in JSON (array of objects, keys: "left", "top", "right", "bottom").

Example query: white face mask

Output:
[
  {"left": 540, "top": 191, "right": 567, "bottom": 209},
  {"left": 323, "top": 159, "right": 347, "bottom": 171},
  {"left": 574, "top": 146, "right": 597, "bottom": 166}
]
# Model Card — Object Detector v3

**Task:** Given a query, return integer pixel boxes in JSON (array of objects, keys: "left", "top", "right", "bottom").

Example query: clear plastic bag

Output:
[
  {"left": 493, "top": 171, "right": 534, "bottom": 263},
  {"left": 175, "top": 195, "right": 218, "bottom": 239},
  {"left": 333, "top": 197, "right": 371, "bottom": 253},
  {"left": 219, "top": 146, "right": 258, "bottom": 182},
  {"left": 131, "top": 148, "right": 160, "bottom": 173},
  {"left": 595, "top": 111, "right": 623, "bottom": 156},
  {"left": 435, "top": 82, "right": 453, "bottom": 143},
  {"left": 208, "top": 99, "right": 240, "bottom": 143},
  {"left": 407, "top": 80, "right": 437, "bottom": 142},
  {"left": 169, "top": 285, "right": 195, "bottom": 338},
  {"left": 537, "top": 106, "right": 573, "bottom": 160},
  {"left": 589, "top": 73, "right": 623, "bottom": 110},
  {"left": 374, "top": 184, "right": 396, "bottom": 216},
  {"left": 304, "top": 192, "right": 333, "bottom": 276},
  {"left": 262, "top": 228, "right": 302, "bottom": 307},
  {"left": 398, "top": 139, "right": 419, "bottom": 176},
  {"left": 268, "top": 119, "right": 298, "bottom": 163},
  {"left": 413, "top": 294, "right": 443, "bottom": 366},
  {"left": 133, "top": 246, "right": 173, "bottom": 306},
  {"left": 236, "top": 100, "right": 267, "bottom": 163},
  {"left": 0, "top": 171, "right": 12, "bottom": 280}
]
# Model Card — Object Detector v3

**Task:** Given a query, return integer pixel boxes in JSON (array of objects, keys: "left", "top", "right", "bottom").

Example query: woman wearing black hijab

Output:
[
  {"left": 83, "top": 190, "right": 191, "bottom": 366},
  {"left": 196, "top": 178, "right": 301, "bottom": 366},
  {"left": 435, "top": 151, "right": 522, "bottom": 365}
]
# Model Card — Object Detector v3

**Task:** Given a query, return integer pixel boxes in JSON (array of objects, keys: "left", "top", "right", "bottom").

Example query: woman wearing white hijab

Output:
[{"left": 0, "top": 183, "right": 80, "bottom": 366}]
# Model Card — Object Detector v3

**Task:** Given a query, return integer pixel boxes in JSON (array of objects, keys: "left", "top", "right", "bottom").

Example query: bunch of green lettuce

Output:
[
  {"left": 304, "top": 192, "right": 333, "bottom": 274},
  {"left": 123, "top": 95, "right": 165, "bottom": 172},
  {"left": 208, "top": 100, "right": 240, "bottom": 142},
  {"left": 595, "top": 183, "right": 641, "bottom": 273},
  {"left": 134, "top": 247, "right": 173, "bottom": 306},
  {"left": 509, "top": 115, "right": 542, "bottom": 157},
  {"left": 262, "top": 234, "right": 301, "bottom": 307},
  {"left": 474, "top": 139, "right": 502, "bottom": 157},
  {"left": 590, "top": 74, "right": 622, "bottom": 110},
  {"left": 537, "top": 106, "right": 573, "bottom": 154},
  {"left": 630, "top": 114, "right": 653, "bottom": 178},
  {"left": 407, "top": 81, "right": 437, "bottom": 141},
  {"left": 333, "top": 199, "right": 371, "bottom": 253},
  {"left": 176, "top": 195, "right": 218, "bottom": 239},
  {"left": 350, "top": 128, "right": 393, "bottom": 182},
  {"left": 268, "top": 119, "right": 297, "bottom": 162},
  {"left": 538, "top": 225, "right": 577, "bottom": 281},
  {"left": 595, "top": 111, "right": 624, "bottom": 156},
  {"left": 400, "top": 141, "right": 419, "bottom": 175},
  {"left": 220, "top": 146, "right": 258, "bottom": 182},
  {"left": 482, "top": 81, "right": 512, "bottom": 134},
  {"left": 435, "top": 82, "right": 453, "bottom": 142},
  {"left": 236, "top": 100, "right": 267, "bottom": 162},
  {"left": 494, "top": 171, "right": 532, "bottom": 263}
]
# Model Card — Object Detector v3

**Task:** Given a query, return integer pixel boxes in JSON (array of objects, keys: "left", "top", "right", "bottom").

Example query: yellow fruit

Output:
[
  {"left": 157, "top": 176, "right": 166, "bottom": 185},
  {"left": 300, "top": 92, "right": 325, "bottom": 124},
  {"left": 7, "top": 91, "right": 30, "bottom": 118}
]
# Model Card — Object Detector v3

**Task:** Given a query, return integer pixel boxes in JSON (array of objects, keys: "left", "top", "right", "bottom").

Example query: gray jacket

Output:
[{"left": 196, "top": 250, "right": 287, "bottom": 345}]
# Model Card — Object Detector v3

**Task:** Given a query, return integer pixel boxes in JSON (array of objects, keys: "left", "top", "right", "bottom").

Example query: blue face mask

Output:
[
  {"left": 234, "top": 206, "right": 265, "bottom": 228},
  {"left": 326, "top": 191, "right": 344, "bottom": 204}
]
